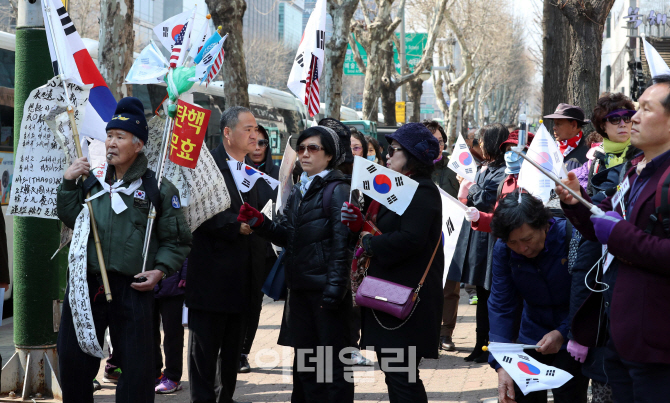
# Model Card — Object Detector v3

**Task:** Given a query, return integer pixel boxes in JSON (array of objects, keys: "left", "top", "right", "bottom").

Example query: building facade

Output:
[
  {"left": 600, "top": 0, "right": 670, "bottom": 100},
  {"left": 244, "top": 0, "right": 280, "bottom": 41},
  {"left": 279, "top": 1, "right": 303, "bottom": 48}
]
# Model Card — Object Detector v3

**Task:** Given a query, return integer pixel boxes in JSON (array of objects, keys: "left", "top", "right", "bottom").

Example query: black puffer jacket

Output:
[{"left": 254, "top": 170, "right": 354, "bottom": 308}]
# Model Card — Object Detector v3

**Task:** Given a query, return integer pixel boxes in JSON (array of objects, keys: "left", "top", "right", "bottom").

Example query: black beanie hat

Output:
[
  {"left": 318, "top": 117, "right": 354, "bottom": 164},
  {"left": 105, "top": 97, "right": 149, "bottom": 144}
]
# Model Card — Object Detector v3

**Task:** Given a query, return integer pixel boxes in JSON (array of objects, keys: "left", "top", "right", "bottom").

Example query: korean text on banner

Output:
[
  {"left": 351, "top": 156, "right": 418, "bottom": 215},
  {"left": 517, "top": 124, "right": 564, "bottom": 204},
  {"left": 439, "top": 188, "right": 466, "bottom": 286},
  {"left": 447, "top": 134, "right": 477, "bottom": 183},
  {"left": 8, "top": 77, "right": 88, "bottom": 219},
  {"left": 487, "top": 342, "right": 572, "bottom": 395},
  {"left": 169, "top": 99, "right": 211, "bottom": 169}
]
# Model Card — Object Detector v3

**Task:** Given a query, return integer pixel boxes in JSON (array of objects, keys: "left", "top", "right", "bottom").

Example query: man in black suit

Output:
[{"left": 186, "top": 106, "right": 265, "bottom": 403}]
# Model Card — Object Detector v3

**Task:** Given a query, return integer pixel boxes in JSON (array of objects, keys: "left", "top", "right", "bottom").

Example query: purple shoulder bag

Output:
[{"left": 355, "top": 234, "right": 442, "bottom": 330}]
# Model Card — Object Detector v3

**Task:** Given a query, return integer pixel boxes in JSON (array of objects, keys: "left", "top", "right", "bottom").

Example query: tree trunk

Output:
[
  {"left": 208, "top": 0, "right": 249, "bottom": 108},
  {"left": 324, "top": 0, "right": 359, "bottom": 120},
  {"left": 361, "top": 39, "right": 385, "bottom": 123},
  {"left": 542, "top": 1, "right": 571, "bottom": 133},
  {"left": 380, "top": 39, "right": 397, "bottom": 125},
  {"left": 446, "top": 86, "right": 460, "bottom": 148},
  {"left": 408, "top": 77, "right": 422, "bottom": 122},
  {"left": 564, "top": 7, "right": 612, "bottom": 116},
  {"left": 99, "top": 0, "right": 134, "bottom": 99}
]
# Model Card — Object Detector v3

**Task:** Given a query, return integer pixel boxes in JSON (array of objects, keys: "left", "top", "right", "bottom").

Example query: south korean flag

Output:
[
  {"left": 447, "top": 134, "right": 477, "bottom": 183},
  {"left": 487, "top": 342, "right": 573, "bottom": 395},
  {"left": 227, "top": 160, "right": 280, "bottom": 193},
  {"left": 351, "top": 156, "right": 419, "bottom": 215}
]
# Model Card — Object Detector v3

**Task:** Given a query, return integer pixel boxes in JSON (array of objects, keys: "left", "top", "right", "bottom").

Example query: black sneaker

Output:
[
  {"left": 93, "top": 378, "right": 102, "bottom": 391},
  {"left": 238, "top": 355, "right": 251, "bottom": 373}
]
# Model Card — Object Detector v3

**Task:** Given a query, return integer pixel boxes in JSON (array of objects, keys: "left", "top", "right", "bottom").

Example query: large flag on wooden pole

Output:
[{"left": 287, "top": 0, "right": 326, "bottom": 117}]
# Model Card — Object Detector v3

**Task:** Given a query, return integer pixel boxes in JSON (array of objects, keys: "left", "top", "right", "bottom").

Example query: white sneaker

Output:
[{"left": 351, "top": 350, "right": 373, "bottom": 366}]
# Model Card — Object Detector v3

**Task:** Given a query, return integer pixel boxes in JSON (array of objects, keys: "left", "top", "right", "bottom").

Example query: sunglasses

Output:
[
  {"left": 257, "top": 139, "right": 269, "bottom": 148},
  {"left": 351, "top": 146, "right": 363, "bottom": 152},
  {"left": 606, "top": 115, "right": 632, "bottom": 125},
  {"left": 388, "top": 145, "right": 403, "bottom": 157},
  {"left": 298, "top": 144, "right": 324, "bottom": 154}
]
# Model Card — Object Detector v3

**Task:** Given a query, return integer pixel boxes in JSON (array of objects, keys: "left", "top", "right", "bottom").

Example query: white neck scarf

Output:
[{"left": 85, "top": 163, "right": 142, "bottom": 214}]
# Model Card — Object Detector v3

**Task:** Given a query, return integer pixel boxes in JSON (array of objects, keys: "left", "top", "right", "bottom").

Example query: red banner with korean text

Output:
[{"left": 169, "top": 99, "right": 211, "bottom": 169}]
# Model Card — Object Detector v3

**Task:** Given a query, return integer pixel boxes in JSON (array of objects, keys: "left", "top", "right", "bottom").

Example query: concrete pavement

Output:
[{"left": 90, "top": 289, "right": 500, "bottom": 402}]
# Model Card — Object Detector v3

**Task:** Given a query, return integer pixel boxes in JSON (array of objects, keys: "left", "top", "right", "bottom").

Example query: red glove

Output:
[
  {"left": 341, "top": 202, "right": 363, "bottom": 232},
  {"left": 238, "top": 202, "right": 264, "bottom": 227}
]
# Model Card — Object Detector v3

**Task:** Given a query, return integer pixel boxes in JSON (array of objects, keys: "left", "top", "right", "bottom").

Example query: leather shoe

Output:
[
  {"left": 440, "top": 336, "right": 456, "bottom": 351},
  {"left": 238, "top": 355, "right": 251, "bottom": 373}
]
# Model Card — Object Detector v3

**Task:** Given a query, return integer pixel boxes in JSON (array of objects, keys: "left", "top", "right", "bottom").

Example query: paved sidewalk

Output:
[{"left": 88, "top": 289, "right": 499, "bottom": 403}]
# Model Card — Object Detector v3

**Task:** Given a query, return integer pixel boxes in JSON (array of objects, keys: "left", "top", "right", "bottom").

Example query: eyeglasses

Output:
[
  {"left": 387, "top": 145, "right": 403, "bottom": 157},
  {"left": 606, "top": 115, "right": 632, "bottom": 125},
  {"left": 298, "top": 144, "right": 324, "bottom": 154},
  {"left": 351, "top": 146, "right": 363, "bottom": 152},
  {"left": 437, "top": 140, "right": 445, "bottom": 147},
  {"left": 257, "top": 139, "right": 269, "bottom": 148}
]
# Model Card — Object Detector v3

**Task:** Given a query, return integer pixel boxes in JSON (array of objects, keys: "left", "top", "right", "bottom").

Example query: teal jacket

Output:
[{"left": 57, "top": 153, "right": 192, "bottom": 277}]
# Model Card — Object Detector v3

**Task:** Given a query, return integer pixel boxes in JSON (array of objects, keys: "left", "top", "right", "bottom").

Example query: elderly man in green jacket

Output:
[{"left": 56, "top": 97, "right": 192, "bottom": 403}]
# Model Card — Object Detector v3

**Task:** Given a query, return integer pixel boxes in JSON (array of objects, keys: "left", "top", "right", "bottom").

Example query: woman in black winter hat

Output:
[{"left": 341, "top": 122, "right": 445, "bottom": 403}]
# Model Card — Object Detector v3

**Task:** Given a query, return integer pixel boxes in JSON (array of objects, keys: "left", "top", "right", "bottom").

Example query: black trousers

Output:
[
  {"left": 512, "top": 350, "right": 589, "bottom": 403},
  {"left": 188, "top": 308, "right": 245, "bottom": 403},
  {"left": 603, "top": 339, "right": 670, "bottom": 403},
  {"left": 376, "top": 347, "right": 426, "bottom": 403},
  {"left": 153, "top": 295, "right": 185, "bottom": 382},
  {"left": 241, "top": 257, "right": 275, "bottom": 355},
  {"left": 475, "top": 286, "right": 490, "bottom": 345},
  {"left": 58, "top": 272, "right": 155, "bottom": 403},
  {"left": 290, "top": 290, "right": 354, "bottom": 403}
]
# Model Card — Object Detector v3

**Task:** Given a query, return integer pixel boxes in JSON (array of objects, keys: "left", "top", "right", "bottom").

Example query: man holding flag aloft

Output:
[{"left": 56, "top": 98, "right": 192, "bottom": 403}]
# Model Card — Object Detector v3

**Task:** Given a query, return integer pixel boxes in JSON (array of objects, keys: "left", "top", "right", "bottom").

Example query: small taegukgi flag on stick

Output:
[
  {"left": 486, "top": 342, "right": 573, "bottom": 396},
  {"left": 447, "top": 134, "right": 477, "bottom": 183},
  {"left": 227, "top": 161, "right": 280, "bottom": 193},
  {"left": 287, "top": 0, "right": 326, "bottom": 117},
  {"left": 350, "top": 156, "right": 419, "bottom": 215},
  {"left": 191, "top": 34, "right": 228, "bottom": 86}
]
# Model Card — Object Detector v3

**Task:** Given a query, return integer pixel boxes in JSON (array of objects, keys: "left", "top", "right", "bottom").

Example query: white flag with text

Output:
[
  {"left": 351, "top": 156, "right": 418, "bottom": 215},
  {"left": 487, "top": 342, "right": 573, "bottom": 395}
]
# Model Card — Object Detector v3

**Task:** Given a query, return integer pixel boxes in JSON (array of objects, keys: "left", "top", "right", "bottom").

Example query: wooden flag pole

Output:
[{"left": 44, "top": 3, "right": 112, "bottom": 301}]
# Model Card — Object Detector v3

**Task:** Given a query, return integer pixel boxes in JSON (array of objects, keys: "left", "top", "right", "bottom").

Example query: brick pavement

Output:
[{"left": 88, "top": 289, "right": 499, "bottom": 403}]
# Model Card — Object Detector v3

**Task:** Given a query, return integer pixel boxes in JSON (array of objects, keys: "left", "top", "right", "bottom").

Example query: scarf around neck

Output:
[
  {"left": 299, "top": 170, "right": 331, "bottom": 196},
  {"left": 602, "top": 137, "right": 631, "bottom": 168},
  {"left": 558, "top": 131, "right": 583, "bottom": 157}
]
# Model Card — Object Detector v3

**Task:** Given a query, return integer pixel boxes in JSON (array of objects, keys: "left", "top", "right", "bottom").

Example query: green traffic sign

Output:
[{"left": 344, "top": 33, "right": 428, "bottom": 76}]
